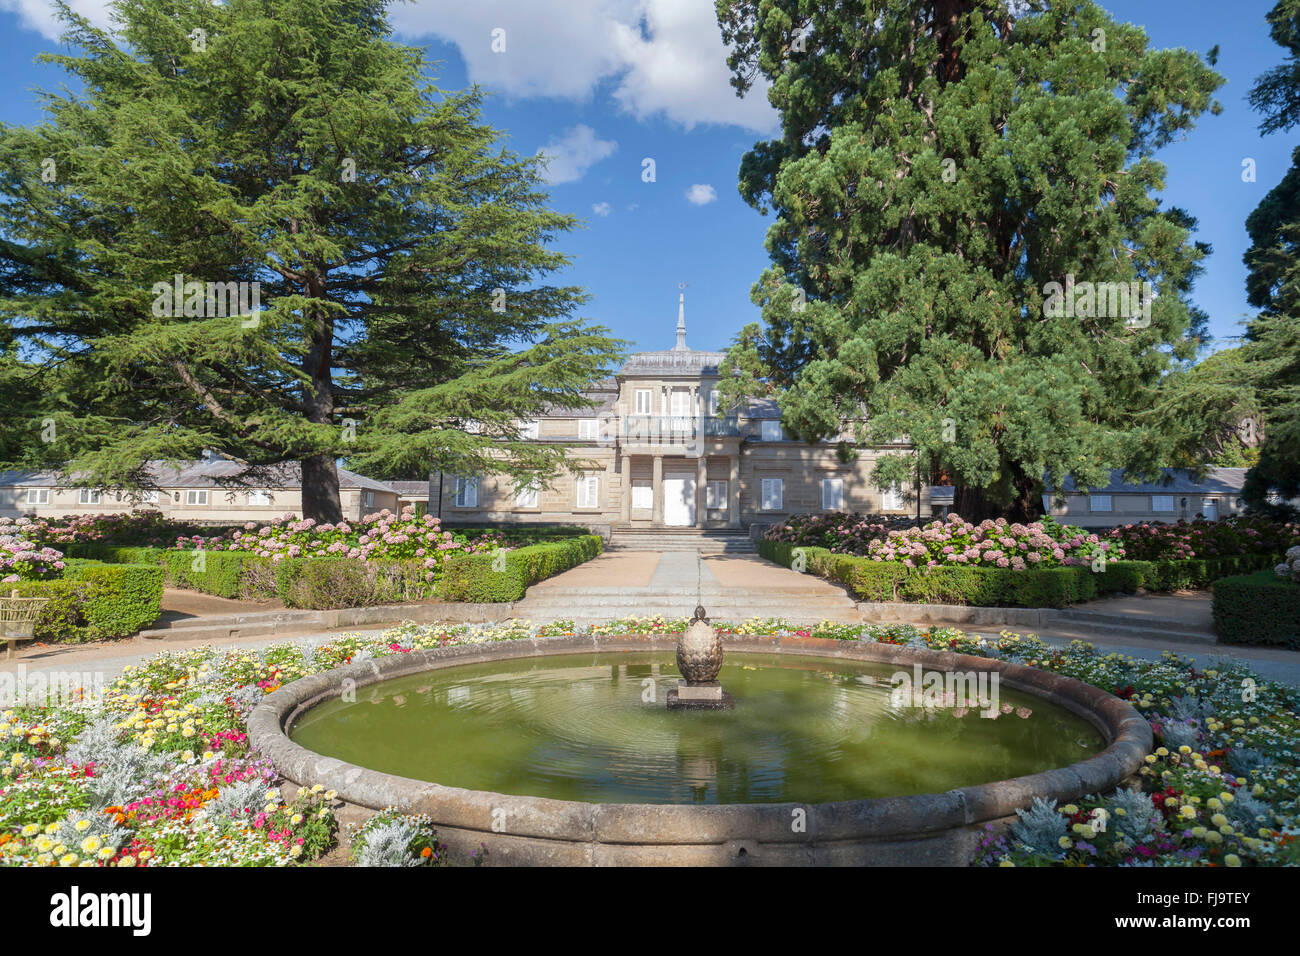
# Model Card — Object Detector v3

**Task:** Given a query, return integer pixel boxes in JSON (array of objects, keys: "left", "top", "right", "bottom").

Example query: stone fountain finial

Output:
[{"left": 668, "top": 604, "right": 734, "bottom": 710}]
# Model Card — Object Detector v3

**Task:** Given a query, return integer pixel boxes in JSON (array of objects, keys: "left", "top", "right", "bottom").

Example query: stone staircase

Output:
[
  {"left": 512, "top": 551, "right": 859, "bottom": 625},
  {"left": 606, "top": 529, "right": 756, "bottom": 553}
]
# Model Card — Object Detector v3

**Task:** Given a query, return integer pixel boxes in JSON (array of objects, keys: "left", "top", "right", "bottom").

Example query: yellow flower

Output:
[
  {"left": 1178, "top": 745, "right": 1192, "bottom": 754},
  {"left": 1224, "top": 854, "right": 1242, "bottom": 867},
  {"left": 79, "top": 836, "right": 101, "bottom": 854},
  {"left": 20, "top": 823, "right": 40, "bottom": 837},
  {"left": 998, "top": 859, "right": 1015, "bottom": 867},
  {"left": 1058, "top": 836, "right": 1073, "bottom": 849},
  {"left": 1179, "top": 806, "right": 1196, "bottom": 820}
]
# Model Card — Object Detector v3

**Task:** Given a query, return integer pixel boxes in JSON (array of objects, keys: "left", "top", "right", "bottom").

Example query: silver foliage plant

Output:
[
  {"left": 354, "top": 819, "right": 425, "bottom": 867},
  {"left": 1010, "top": 797, "right": 1067, "bottom": 857},
  {"left": 64, "top": 717, "right": 171, "bottom": 810},
  {"left": 1109, "top": 788, "right": 1160, "bottom": 844}
]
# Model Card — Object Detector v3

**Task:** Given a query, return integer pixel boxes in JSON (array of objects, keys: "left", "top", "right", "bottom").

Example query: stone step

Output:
[{"left": 1046, "top": 608, "right": 1215, "bottom": 637}]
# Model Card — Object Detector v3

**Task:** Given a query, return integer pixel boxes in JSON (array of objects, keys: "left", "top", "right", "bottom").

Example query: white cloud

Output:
[
  {"left": 391, "top": 0, "right": 777, "bottom": 133},
  {"left": 1, "top": 0, "right": 112, "bottom": 38},
  {"left": 592, "top": 202, "right": 612, "bottom": 217},
  {"left": 608, "top": 0, "right": 775, "bottom": 131},
  {"left": 5, "top": 0, "right": 779, "bottom": 133},
  {"left": 535, "top": 125, "right": 618, "bottom": 185},
  {"left": 685, "top": 183, "right": 717, "bottom": 206}
]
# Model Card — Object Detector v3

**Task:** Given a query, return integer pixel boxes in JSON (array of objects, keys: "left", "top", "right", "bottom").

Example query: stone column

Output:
[
  {"left": 652, "top": 454, "right": 664, "bottom": 527},
  {"left": 620, "top": 453, "right": 632, "bottom": 526},
  {"left": 728, "top": 455, "right": 741, "bottom": 529},
  {"left": 696, "top": 455, "right": 708, "bottom": 529}
]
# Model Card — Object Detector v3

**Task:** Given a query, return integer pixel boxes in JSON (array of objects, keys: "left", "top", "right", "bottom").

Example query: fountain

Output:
[
  {"left": 256, "top": 622, "right": 1150, "bottom": 864},
  {"left": 667, "top": 605, "right": 734, "bottom": 710}
]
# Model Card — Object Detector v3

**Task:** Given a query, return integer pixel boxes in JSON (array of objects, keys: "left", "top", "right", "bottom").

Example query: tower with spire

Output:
[{"left": 672, "top": 283, "right": 689, "bottom": 351}]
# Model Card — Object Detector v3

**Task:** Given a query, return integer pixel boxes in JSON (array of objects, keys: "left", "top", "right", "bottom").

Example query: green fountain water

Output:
[{"left": 290, "top": 651, "right": 1104, "bottom": 805}]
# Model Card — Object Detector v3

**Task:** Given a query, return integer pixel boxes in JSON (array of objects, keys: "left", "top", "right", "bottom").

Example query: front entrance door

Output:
[
  {"left": 1202, "top": 498, "right": 1219, "bottom": 521},
  {"left": 663, "top": 474, "right": 696, "bottom": 526}
]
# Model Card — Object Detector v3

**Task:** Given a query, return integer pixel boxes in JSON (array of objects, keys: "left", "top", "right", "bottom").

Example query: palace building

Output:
[{"left": 431, "top": 292, "right": 928, "bottom": 538}]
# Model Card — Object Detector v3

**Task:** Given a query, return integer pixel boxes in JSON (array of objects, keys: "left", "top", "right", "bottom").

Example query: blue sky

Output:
[{"left": 0, "top": 0, "right": 1292, "bottom": 356}]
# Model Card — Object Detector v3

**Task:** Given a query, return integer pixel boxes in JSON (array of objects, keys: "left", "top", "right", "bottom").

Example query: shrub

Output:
[
  {"left": 163, "top": 550, "right": 253, "bottom": 598},
  {"left": 272, "top": 557, "right": 435, "bottom": 609},
  {"left": 760, "top": 539, "right": 1265, "bottom": 608},
  {"left": 437, "top": 535, "right": 603, "bottom": 603},
  {"left": 1213, "top": 572, "right": 1300, "bottom": 648},
  {"left": 11, "top": 562, "right": 163, "bottom": 642}
]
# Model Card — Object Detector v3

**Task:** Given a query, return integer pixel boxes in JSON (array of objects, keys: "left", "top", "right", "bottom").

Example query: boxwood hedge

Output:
[
  {"left": 11, "top": 562, "right": 164, "bottom": 643},
  {"left": 1212, "top": 572, "right": 1300, "bottom": 648},
  {"left": 759, "top": 539, "right": 1280, "bottom": 609},
  {"left": 437, "top": 535, "right": 603, "bottom": 603}
]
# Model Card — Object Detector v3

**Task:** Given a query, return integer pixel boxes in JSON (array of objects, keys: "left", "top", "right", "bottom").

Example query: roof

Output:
[
  {"left": 1049, "top": 468, "right": 1248, "bottom": 496},
  {"left": 620, "top": 348, "right": 727, "bottom": 377},
  {"left": 0, "top": 459, "right": 398, "bottom": 494},
  {"left": 387, "top": 480, "right": 430, "bottom": 495}
]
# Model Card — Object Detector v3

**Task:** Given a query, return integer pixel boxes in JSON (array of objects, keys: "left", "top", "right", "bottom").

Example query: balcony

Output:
[{"left": 622, "top": 415, "right": 740, "bottom": 444}]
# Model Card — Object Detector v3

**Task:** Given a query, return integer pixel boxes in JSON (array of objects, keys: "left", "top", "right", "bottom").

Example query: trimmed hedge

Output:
[
  {"left": 759, "top": 540, "right": 1281, "bottom": 609},
  {"left": 271, "top": 557, "right": 433, "bottom": 610},
  {"left": 1213, "top": 572, "right": 1300, "bottom": 648},
  {"left": 62, "top": 543, "right": 169, "bottom": 566},
  {"left": 163, "top": 550, "right": 255, "bottom": 599},
  {"left": 437, "top": 535, "right": 603, "bottom": 603},
  {"left": 11, "top": 562, "right": 164, "bottom": 643}
]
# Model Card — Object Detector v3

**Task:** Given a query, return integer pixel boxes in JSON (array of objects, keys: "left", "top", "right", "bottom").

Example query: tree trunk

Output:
[
  {"left": 301, "top": 453, "right": 343, "bottom": 523},
  {"left": 300, "top": 276, "right": 342, "bottom": 523},
  {"left": 953, "top": 483, "right": 998, "bottom": 522}
]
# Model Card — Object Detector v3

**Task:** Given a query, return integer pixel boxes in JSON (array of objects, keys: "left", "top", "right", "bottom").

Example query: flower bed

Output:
[
  {"left": 1104, "top": 516, "right": 1299, "bottom": 562},
  {"left": 767, "top": 513, "right": 1117, "bottom": 568},
  {"left": 2, "top": 616, "right": 1296, "bottom": 867}
]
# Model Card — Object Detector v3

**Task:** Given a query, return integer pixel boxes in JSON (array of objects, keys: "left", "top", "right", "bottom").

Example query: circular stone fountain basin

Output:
[
  {"left": 249, "top": 634, "right": 1151, "bottom": 866},
  {"left": 289, "top": 651, "right": 1104, "bottom": 805}
]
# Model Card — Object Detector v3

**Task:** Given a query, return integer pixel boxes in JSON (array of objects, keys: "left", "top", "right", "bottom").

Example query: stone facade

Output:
[
  {"left": 0, "top": 459, "right": 399, "bottom": 523},
  {"left": 433, "top": 295, "right": 930, "bottom": 532}
]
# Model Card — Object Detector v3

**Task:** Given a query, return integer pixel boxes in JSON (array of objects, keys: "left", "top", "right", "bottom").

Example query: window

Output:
[
  {"left": 185, "top": 490, "right": 208, "bottom": 506},
  {"left": 1041, "top": 494, "right": 1053, "bottom": 514},
  {"left": 634, "top": 389, "right": 653, "bottom": 414},
  {"left": 454, "top": 477, "right": 478, "bottom": 508},
  {"left": 463, "top": 419, "right": 482, "bottom": 434},
  {"left": 246, "top": 490, "right": 271, "bottom": 506},
  {"left": 706, "top": 480, "right": 728, "bottom": 510},
  {"left": 139, "top": 491, "right": 159, "bottom": 504},
  {"left": 1151, "top": 495, "right": 1174, "bottom": 512},
  {"left": 822, "top": 477, "right": 845, "bottom": 511},
  {"left": 670, "top": 390, "right": 691, "bottom": 416},
  {"left": 631, "top": 479, "right": 653, "bottom": 511},
  {"left": 576, "top": 474, "right": 600, "bottom": 509},
  {"left": 78, "top": 489, "right": 102, "bottom": 505},
  {"left": 578, "top": 419, "right": 599, "bottom": 441},
  {"left": 363, "top": 491, "right": 376, "bottom": 508},
  {"left": 708, "top": 390, "right": 721, "bottom": 416},
  {"left": 761, "top": 420, "right": 782, "bottom": 442},
  {"left": 1089, "top": 495, "right": 1112, "bottom": 512},
  {"left": 519, "top": 420, "right": 540, "bottom": 440},
  {"left": 761, "top": 478, "right": 784, "bottom": 511},
  {"left": 515, "top": 483, "right": 539, "bottom": 509},
  {"left": 26, "top": 488, "right": 49, "bottom": 505},
  {"left": 880, "top": 484, "right": 905, "bottom": 511}
]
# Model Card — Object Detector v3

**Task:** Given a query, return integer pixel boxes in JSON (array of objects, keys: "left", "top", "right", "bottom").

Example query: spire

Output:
[{"left": 673, "top": 283, "right": 688, "bottom": 351}]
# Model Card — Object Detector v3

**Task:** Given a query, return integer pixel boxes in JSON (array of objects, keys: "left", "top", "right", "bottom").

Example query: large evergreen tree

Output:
[
  {"left": 1243, "top": 0, "right": 1300, "bottom": 517},
  {"left": 714, "top": 0, "right": 1221, "bottom": 520},
  {"left": 0, "top": 0, "right": 621, "bottom": 521}
]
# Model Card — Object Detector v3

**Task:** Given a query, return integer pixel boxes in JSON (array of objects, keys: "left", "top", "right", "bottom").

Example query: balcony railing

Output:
[{"left": 623, "top": 415, "right": 740, "bottom": 442}]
